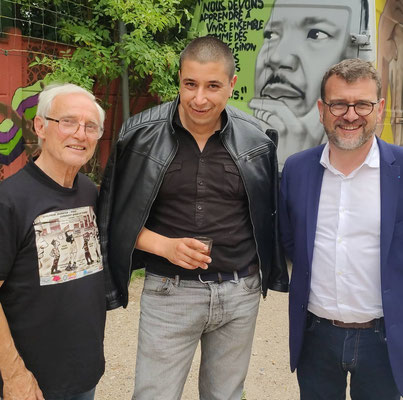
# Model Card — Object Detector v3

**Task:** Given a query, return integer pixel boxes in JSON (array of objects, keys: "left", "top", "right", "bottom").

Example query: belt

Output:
[
  {"left": 175, "top": 264, "right": 259, "bottom": 283},
  {"left": 198, "top": 264, "right": 259, "bottom": 283},
  {"left": 310, "top": 312, "right": 377, "bottom": 329},
  {"left": 331, "top": 319, "right": 376, "bottom": 329}
]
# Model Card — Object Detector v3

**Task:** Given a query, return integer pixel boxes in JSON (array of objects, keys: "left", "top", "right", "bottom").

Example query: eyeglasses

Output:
[
  {"left": 45, "top": 117, "right": 103, "bottom": 139},
  {"left": 322, "top": 100, "right": 379, "bottom": 117}
]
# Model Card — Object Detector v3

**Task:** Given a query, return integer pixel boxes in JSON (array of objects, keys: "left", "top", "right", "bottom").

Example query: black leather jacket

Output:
[{"left": 98, "top": 98, "right": 288, "bottom": 309}]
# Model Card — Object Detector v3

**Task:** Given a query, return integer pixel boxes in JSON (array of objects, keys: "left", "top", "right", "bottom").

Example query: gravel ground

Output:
[
  {"left": 96, "top": 278, "right": 400, "bottom": 400},
  {"left": 96, "top": 277, "right": 299, "bottom": 400}
]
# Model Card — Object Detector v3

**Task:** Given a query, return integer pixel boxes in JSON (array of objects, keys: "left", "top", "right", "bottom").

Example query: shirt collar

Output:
[{"left": 320, "top": 136, "right": 379, "bottom": 176}]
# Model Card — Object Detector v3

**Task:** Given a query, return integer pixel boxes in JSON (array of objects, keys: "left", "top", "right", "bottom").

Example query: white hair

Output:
[
  {"left": 36, "top": 82, "right": 105, "bottom": 128},
  {"left": 35, "top": 83, "right": 106, "bottom": 147}
]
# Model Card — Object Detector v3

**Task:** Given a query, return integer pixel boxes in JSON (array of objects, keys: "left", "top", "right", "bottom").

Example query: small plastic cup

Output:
[{"left": 194, "top": 236, "right": 213, "bottom": 256}]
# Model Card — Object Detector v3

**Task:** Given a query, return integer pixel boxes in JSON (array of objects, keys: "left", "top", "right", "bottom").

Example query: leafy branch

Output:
[{"left": 28, "top": 0, "right": 195, "bottom": 102}]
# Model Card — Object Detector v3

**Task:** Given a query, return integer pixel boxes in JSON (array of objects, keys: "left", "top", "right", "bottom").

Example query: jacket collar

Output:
[{"left": 168, "top": 96, "right": 180, "bottom": 133}]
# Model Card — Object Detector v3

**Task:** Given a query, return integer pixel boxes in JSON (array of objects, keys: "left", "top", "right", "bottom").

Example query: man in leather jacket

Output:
[{"left": 98, "top": 36, "right": 288, "bottom": 400}]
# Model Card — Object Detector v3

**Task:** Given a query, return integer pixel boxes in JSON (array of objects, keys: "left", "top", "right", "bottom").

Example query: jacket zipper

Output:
[
  {"left": 221, "top": 138, "right": 264, "bottom": 296},
  {"left": 125, "top": 135, "right": 179, "bottom": 291}
]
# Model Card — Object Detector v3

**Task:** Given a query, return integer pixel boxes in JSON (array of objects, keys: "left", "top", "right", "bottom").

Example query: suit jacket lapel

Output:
[{"left": 378, "top": 138, "right": 400, "bottom": 269}]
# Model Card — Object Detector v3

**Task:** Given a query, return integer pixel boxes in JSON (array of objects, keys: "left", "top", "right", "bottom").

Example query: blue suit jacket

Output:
[{"left": 279, "top": 137, "right": 403, "bottom": 394}]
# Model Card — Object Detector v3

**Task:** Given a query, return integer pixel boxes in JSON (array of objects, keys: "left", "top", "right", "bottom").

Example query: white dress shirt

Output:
[{"left": 308, "top": 138, "right": 383, "bottom": 323}]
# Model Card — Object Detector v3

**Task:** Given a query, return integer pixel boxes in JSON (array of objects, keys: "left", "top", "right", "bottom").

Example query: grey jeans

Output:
[{"left": 133, "top": 272, "right": 261, "bottom": 400}]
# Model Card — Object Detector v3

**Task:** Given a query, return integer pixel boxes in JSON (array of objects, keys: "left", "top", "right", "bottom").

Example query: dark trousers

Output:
[
  {"left": 297, "top": 312, "right": 400, "bottom": 400},
  {"left": 46, "top": 387, "right": 96, "bottom": 400}
]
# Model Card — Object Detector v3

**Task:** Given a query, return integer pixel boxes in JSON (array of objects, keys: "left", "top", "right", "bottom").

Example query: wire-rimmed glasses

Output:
[{"left": 45, "top": 117, "right": 103, "bottom": 139}]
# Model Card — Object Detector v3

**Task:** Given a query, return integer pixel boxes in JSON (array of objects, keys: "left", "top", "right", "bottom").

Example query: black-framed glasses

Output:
[
  {"left": 322, "top": 100, "right": 380, "bottom": 117},
  {"left": 45, "top": 117, "right": 103, "bottom": 139}
]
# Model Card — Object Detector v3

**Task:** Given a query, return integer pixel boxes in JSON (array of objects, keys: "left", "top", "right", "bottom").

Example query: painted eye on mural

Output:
[
  {"left": 263, "top": 30, "right": 280, "bottom": 41},
  {"left": 307, "top": 29, "right": 331, "bottom": 40}
]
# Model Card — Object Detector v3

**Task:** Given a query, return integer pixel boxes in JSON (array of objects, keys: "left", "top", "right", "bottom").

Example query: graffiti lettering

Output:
[
  {"left": 206, "top": 21, "right": 228, "bottom": 32},
  {"left": 228, "top": 0, "right": 264, "bottom": 10},
  {"left": 229, "top": 18, "right": 263, "bottom": 31},
  {"left": 201, "top": 0, "right": 265, "bottom": 72},
  {"left": 200, "top": 10, "right": 241, "bottom": 22},
  {"left": 210, "top": 31, "right": 234, "bottom": 42},
  {"left": 202, "top": 0, "right": 226, "bottom": 12},
  {"left": 234, "top": 42, "right": 257, "bottom": 52},
  {"left": 232, "top": 86, "right": 248, "bottom": 101},
  {"left": 235, "top": 31, "right": 247, "bottom": 42}
]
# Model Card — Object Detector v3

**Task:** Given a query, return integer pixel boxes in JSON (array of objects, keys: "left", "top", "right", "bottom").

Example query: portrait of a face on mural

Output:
[{"left": 249, "top": 0, "right": 368, "bottom": 169}]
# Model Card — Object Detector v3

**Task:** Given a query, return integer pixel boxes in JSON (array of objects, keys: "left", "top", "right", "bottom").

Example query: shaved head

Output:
[{"left": 180, "top": 36, "right": 236, "bottom": 79}]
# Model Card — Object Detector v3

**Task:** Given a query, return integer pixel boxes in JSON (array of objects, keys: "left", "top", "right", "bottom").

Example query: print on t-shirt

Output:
[{"left": 33, "top": 206, "right": 103, "bottom": 285}]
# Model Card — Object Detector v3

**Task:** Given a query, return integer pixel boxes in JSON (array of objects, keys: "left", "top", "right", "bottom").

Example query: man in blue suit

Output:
[{"left": 279, "top": 58, "right": 402, "bottom": 399}]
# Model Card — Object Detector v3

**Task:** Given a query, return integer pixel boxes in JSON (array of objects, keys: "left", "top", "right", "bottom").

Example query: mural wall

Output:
[
  {"left": 192, "top": 0, "right": 403, "bottom": 169},
  {"left": 0, "top": 28, "right": 44, "bottom": 180},
  {"left": 192, "top": 0, "right": 270, "bottom": 112},
  {"left": 377, "top": 0, "right": 403, "bottom": 145},
  {"left": 0, "top": 82, "right": 42, "bottom": 179},
  {"left": 1, "top": 1, "right": 401, "bottom": 180},
  {"left": 0, "top": 28, "right": 157, "bottom": 182},
  {"left": 0, "top": 30, "right": 116, "bottom": 182}
]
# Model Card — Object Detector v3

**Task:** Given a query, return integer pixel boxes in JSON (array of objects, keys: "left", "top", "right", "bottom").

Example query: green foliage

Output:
[
  {"left": 27, "top": 0, "right": 196, "bottom": 102},
  {"left": 131, "top": 268, "right": 145, "bottom": 280},
  {"left": 122, "top": 36, "right": 187, "bottom": 101}
]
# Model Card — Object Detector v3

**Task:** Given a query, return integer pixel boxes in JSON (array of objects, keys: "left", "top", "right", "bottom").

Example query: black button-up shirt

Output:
[{"left": 144, "top": 113, "right": 257, "bottom": 277}]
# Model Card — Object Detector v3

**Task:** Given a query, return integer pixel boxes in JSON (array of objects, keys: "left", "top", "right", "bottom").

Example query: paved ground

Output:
[{"left": 96, "top": 277, "right": 299, "bottom": 399}]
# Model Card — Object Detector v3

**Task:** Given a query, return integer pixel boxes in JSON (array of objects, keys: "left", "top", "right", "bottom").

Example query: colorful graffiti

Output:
[
  {"left": 0, "top": 81, "right": 42, "bottom": 167},
  {"left": 192, "top": 0, "right": 268, "bottom": 112},
  {"left": 377, "top": 0, "right": 403, "bottom": 145},
  {"left": 192, "top": 0, "right": 401, "bottom": 169}
]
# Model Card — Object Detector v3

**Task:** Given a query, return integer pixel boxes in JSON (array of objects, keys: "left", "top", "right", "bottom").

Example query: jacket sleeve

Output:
[
  {"left": 267, "top": 129, "right": 289, "bottom": 293},
  {"left": 97, "top": 145, "right": 124, "bottom": 310}
]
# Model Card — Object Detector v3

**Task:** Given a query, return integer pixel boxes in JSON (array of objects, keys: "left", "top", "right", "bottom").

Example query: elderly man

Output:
[
  {"left": 99, "top": 36, "right": 288, "bottom": 400},
  {"left": 0, "top": 83, "right": 106, "bottom": 400},
  {"left": 250, "top": 0, "right": 369, "bottom": 169},
  {"left": 280, "top": 58, "right": 402, "bottom": 399}
]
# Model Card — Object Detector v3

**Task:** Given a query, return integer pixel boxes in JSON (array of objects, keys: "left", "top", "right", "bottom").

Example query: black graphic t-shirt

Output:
[{"left": 0, "top": 161, "right": 106, "bottom": 397}]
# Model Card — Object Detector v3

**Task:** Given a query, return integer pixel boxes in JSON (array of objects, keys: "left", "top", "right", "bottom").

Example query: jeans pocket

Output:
[
  {"left": 143, "top": 274, "right": 173, "bottom": 296},
  {"left": 305, "top": 312, "right": 318, "bottom": 332},
  {"left": 376, "top": 320, "right": 387, "bottom": 344},
  {"left": 240, "top": 273, "right": 261, "bottom": 293}
]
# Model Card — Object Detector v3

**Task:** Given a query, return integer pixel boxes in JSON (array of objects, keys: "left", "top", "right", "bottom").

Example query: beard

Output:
[{"left": 325, "top": 120, "right": 376, "bottom": 151}]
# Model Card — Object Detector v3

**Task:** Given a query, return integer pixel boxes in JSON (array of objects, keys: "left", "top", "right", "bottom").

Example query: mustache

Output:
[{"left": 260, "top": 74, "right": 305, "bottom": 99}]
